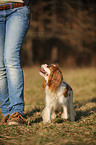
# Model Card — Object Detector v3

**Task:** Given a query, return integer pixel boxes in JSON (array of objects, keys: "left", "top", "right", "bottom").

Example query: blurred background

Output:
[{"left": 21, "top": 0, "right": 96, "bottom": 67}]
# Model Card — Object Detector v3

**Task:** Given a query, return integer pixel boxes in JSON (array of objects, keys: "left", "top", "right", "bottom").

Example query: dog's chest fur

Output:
[{"left": 45, "top": 81, "right": 69, "bottom": 107}]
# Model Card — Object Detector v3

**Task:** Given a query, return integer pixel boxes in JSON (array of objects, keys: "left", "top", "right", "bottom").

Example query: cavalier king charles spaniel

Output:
[{"left": 39, "top": 64, "right": 76, "bottom": 123}]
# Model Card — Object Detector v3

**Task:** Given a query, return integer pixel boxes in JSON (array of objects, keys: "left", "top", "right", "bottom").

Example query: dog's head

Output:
[{"left": 39, "top": 64, "right": 63, "bottom": 92}]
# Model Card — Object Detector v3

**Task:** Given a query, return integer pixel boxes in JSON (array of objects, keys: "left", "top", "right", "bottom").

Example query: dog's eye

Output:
[{"left": 47, "top": 65, "right": 52, "bottom": 68}]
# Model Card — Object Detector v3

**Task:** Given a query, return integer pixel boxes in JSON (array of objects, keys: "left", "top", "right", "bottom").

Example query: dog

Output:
[{"left": 39, "top": 64, "right": 76, "bottom": 123}]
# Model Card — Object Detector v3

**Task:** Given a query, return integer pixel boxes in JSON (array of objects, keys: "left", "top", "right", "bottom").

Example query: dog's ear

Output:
[
  {"left": 42, "top": 79, "right": 46, "bottom": 90},
  {"left": 48, "top": 67, "right": 63, "bottom": 92}
]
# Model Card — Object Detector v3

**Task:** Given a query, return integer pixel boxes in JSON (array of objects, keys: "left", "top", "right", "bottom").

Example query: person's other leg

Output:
[
  {"left": 4, "top": 6, "right": 30, "bottom": 116},
  {"left": 0, "top": 11, "right": 10, "bottom": 117}
]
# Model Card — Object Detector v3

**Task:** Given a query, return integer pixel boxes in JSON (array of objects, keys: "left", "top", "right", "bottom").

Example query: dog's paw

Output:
[
  {"left": 61, "top": 113, "right": 69, "bottom": 120},
  {"left": 43, "top": 120, "right": 51, "bottom": 124},
  {"left": 70, "top": 115, "right": 75, "bottom": 122},
  {"left": 51, "top": 112, "right": 56, "bottom": 119}
]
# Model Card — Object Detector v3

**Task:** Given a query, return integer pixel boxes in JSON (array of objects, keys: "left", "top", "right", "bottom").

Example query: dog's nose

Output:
[{"left": 42, "top": 64, "right": 47, "bottom": 67}]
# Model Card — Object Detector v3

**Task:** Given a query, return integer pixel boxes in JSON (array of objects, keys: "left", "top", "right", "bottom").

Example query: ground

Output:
[{"left": 0, "top": 66, "right": 96, "bottom": 145}]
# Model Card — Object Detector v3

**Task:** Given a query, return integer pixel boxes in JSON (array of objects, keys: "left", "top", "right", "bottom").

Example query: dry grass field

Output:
[{"left": 0, "top": 66, "right": 96, "bottom": 145}]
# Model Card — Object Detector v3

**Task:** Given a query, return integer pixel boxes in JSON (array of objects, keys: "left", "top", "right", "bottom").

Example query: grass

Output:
[{"left": 0, "top": 66, "right": 96, "bottom": 145}]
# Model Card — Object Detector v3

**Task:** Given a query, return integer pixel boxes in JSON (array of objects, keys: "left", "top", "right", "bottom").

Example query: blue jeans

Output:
[{"left": 0, "top": 3, "right": 30, "bottom": 117}]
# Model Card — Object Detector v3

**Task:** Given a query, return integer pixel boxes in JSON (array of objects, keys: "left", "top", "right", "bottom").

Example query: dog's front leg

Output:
[
  {"left": 61, "top": 104, "right": 69, "bottom": 120},
  {"left": 42, "top": 106, "right": 52, "bottom": 123}
]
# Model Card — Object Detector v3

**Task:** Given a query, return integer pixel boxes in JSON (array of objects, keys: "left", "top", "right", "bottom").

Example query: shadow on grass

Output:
[
  {"left": 75, "top": 96, "right": 96, "bottom": 121},
  {"left": 24, "top": 106, "right": 43, "bottom": 118},
  {"left": 29, "top": 117, "right": 42, "bottom": 125},
  {"left": 75, "top": 106, "right": 96, "bottom": 121},
  {"left": 24, "top": 106, "right": 43, "bottom": 124},
  {"left": 90, "top": 97, "right": 96, "bottom": 103}
]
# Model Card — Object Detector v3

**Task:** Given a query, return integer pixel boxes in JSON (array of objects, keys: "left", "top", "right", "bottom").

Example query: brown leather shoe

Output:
[
  {"left": 2, "top": 114, "right": 10, "bottom": 123},
  {"left": 8, "top": 112, "right": 27, "bottom": 125}
]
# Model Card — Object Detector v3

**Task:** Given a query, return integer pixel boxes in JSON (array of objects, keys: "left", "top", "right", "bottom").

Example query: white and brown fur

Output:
[{"left": 39, "top": 64, "right": 76, "bottom": 123}]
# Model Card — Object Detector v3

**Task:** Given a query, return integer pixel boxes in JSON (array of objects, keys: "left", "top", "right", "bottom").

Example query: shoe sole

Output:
[{"left": 8, "top": 121, "right": 20, "bottom": 125}]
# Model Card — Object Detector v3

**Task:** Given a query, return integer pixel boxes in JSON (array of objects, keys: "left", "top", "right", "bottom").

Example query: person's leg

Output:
[
  {"left": 0, "top": 11, "right": 10, "bottom": 117},
  {"left": 4, "top": 5, "right": 30, "bottom": 116}
]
